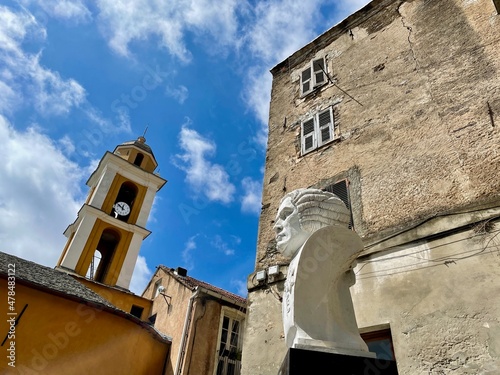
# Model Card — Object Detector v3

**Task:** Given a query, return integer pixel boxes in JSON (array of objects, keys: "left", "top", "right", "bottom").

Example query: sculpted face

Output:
[{"left": 274, "top": 197, "right": 310, "bottom": 258}]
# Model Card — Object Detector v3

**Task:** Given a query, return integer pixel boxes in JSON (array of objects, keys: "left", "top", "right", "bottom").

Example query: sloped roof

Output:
[
  {"left": 0, "top": 251, "right": 171, "bottom": 343},
  {"left": 114, "top": 136, "right": 158, "bottom": 166},
  {"left": 117, "top": 138, "right": 153, "bottom": 154},
  {"left": 0, "top": 251, "right": 115, "bottom": 308},
  {"left": 159, "top": 266, "right": 247, "bottom": 306}
]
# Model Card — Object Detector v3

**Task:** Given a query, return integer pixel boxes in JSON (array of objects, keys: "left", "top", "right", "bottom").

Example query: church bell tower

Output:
[{"left": 56, "top": 136, "right": 166, "bottom": 290}]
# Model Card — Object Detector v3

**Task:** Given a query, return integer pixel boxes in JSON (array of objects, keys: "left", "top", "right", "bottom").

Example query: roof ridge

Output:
[{"left": 159, "top": 265, "right": 246, "bottom": 304}]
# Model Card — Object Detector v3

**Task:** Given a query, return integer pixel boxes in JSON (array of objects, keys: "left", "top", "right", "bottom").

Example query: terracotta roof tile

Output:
[{"left": 159, "top": 266, "right": 246, "bottom": 306}]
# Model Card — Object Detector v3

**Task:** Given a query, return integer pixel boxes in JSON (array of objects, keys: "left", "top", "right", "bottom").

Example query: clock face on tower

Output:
[{"left": 113, "top": 202, "right": 131, "bottom": 216}]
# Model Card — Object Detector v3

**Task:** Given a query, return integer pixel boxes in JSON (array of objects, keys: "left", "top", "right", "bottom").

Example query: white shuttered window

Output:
[
  {"left": 301, "top": 107, "right": 335, "bottom": 155},
  {"left": 300, "top": 58, "right": 327, "bottom": 96}
]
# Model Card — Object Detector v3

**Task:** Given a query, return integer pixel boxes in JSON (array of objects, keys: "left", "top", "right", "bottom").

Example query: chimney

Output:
[{"left": 175, "top": 267, "right": 187, "bottom": 277}]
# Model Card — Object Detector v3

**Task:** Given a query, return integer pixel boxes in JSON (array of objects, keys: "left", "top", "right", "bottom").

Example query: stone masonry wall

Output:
[
  {"left": 256, "top": 0, "right": 500, "bottom": 271},
  {"left": 242, "top": 0, "right": 500, "bottom": 374}
]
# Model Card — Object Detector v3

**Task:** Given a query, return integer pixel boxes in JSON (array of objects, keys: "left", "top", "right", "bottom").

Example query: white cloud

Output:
[
  {"left": 247, "top": 1, "right": 322, "bottom": 64},
  {"left": 241, "top": 177, "right": 262, "bottom": 215},
  {"left": 29, "top": 53, "right": 87, "bottom": 116},
  {"left": 165, "top": 85, "right": 189, "bottom": 104},
  {"left": 173, "top": 124, "right": 235, "bottom": 204},
  {"left": 58, "top": 135, "right": 76, "bottom": 155},
  {"left": 0, "top": 80, "right": 20, "bottom": 114},
  {"left": 231, "top": 279, "right": 248, "bottom": 298},
  {"left": 211, "top": 235, "right": 238, "bottom": 256},
  {"left": 182, "top": 235, "right": 199, "bottom": 270},
  {"left": 95, "top": 0, "right": 240, "bottom": 61},
  {"left": 242, "top": 68, "right": 272, "bottom": 145},
  {"left": 20, "top": 0, "right": 92, "bottom": 23},
  {"left": 0, "top": 5, "right": 86, "bottom": 116},
  {"left": 0, "top": 115, "right": 84, "bottom": 267},
  {"left": 85, "top": 105, "right": 132, "bottom": 135},
  {"left": 129, "top": 255, "right": 152, "bottom": 295}
]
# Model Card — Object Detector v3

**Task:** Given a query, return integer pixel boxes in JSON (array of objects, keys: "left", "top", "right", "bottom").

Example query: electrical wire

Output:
[{"left": 356, "top": 227, "right": 500, "bottom": 280}]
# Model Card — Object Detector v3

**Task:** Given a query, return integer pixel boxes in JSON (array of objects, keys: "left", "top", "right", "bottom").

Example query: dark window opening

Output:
[
  {"left": 93, "top": 229, "right": 120, "bottom": 283},
  {"left": 130, "top": 305, "right": 144, "bottom": 319},
  {"left": 134, "top": 153, "right": 144, "bottom": 167},
  {"left": 148, "top": 313, "right": 157, "bottom": 325},
  {"left": 111, "top": 181, "right": 138, "bottom": 222},
  {"left": 361, "top": 328, "right": 396, "bottom": 361},
  {"left": 324, "top": 179, "right": 353, "bottom": 229}
]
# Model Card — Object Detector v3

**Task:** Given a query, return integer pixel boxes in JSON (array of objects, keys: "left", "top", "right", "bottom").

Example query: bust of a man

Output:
[{"left": 274, "top": 188, "right": 373, "bottom": 357}]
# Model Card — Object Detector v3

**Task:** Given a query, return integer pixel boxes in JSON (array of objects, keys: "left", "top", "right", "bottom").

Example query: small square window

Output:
[
  {"left": 130, "top": 305, "right": 144, "bottom": 319},
  {"left": 300, "top": 58, "right": 327, "bottom": 96}
]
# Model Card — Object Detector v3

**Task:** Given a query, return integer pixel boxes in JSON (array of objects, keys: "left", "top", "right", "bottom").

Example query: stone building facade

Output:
[
  {"left": 143, "top": 266, "right": 246, "bottom": 375},
  {"left": 242, "top": 0, "right": 500, "bottom": 374}
]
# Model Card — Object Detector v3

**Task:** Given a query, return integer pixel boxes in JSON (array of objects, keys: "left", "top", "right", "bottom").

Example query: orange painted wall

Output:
[
  {"left": 0, "top": 279, "right": 169, "bottom": 374},
  {"left": 77, "top": 277, "right": 153, "bottom": 320}
]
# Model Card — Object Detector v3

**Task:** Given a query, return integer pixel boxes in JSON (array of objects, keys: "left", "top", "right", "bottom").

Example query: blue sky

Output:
[{"left": 0, "top": 0, "right": 370, "bottom": 296}]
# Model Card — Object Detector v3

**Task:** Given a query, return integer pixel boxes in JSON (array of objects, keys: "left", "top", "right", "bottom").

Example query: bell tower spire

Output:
[{"left": 57, "top": 136, "right": 166, "bottom": 290}]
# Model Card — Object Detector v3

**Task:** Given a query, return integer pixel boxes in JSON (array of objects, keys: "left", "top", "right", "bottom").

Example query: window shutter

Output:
[
  {"left": 324, "top": 180, "right": 353, "bottom": 229},
  {"left": 317, "top": 107, "right": 333, "bottom": 145},
  {"left": 301, "top": 118, "right": 316, "bottom": 153},
  {"left": 313, "top": 58, "right": 326, "bottom": 87},
  {"left": 301, "top": 67, "right": 312, "bottom": 95}
]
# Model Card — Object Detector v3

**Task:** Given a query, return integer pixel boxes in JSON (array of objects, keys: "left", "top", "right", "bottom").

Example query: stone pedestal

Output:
[{"left": 278, "top": 348, "right": 398, "bottom": 375}]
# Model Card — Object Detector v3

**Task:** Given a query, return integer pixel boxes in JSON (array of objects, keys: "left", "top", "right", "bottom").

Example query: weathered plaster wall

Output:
[
  {"left": 182, "top": 299, "right": 222, "bottom": 375},
  {"left": 242, "top": 0, "right": 500, "bottom": 373},
  {"left": 353, "top": 221, "right": 500, "bottom": 374},
  {"left": 257, "top": 0, "right": 500, "bottom": 270},
  {"left": 145, "top": 269, "right": 193, "bottom": 375}
]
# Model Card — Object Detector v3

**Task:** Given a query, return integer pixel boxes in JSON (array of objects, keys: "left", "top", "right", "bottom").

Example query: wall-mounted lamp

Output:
[{"left": 158, "top": 286, "right": 172, "bottom": 307}]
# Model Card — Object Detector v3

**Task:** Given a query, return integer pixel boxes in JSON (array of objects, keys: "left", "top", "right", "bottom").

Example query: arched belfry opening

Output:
[
  {"left": 58, "top": 136, "right": 166, "bottom": 290},
  {"left": 91, "top": 229, "right": 120, "bottom": 283},
  {"left": 134, "top": 153, "right": 144, "bottom": 167},
  {"left": 111, "top": 181, "right": 138, "bottom": 222}
]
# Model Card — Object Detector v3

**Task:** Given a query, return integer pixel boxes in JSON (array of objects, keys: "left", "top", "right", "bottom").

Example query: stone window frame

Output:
[
  {"left": 300, "top": 57, "right": 328, "bottom": 96},
  {"left": 301, "top": 106, "right": 336, "bottom": 155}
]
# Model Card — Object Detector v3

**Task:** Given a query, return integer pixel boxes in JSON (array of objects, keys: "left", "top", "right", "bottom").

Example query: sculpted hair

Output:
[{"left": 283, "top": 188, "right": 351, "bottom": 233}]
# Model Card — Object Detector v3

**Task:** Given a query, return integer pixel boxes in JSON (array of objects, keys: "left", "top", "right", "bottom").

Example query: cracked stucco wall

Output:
[{"left": 242, "top": 0, "right": 500, "bottom": 374}]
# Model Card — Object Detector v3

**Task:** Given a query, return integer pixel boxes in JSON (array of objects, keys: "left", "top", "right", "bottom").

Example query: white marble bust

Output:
[{"left": 274, "top": 188, "right": 374, "bottom": 357}]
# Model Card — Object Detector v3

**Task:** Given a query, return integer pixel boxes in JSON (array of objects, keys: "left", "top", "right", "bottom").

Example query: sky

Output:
[{"left": 0, "top": 0, "right": 370, "bottom": 297}]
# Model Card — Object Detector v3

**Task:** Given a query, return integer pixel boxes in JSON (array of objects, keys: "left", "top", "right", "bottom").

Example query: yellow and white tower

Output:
[{"left": 57, "top": 136, "right": 166, "bottom": 290}]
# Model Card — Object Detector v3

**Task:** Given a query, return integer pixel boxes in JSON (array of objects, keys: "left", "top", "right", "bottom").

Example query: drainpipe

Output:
[{"left": 174, "top": 287, "right": 200, "bottom": 375}]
